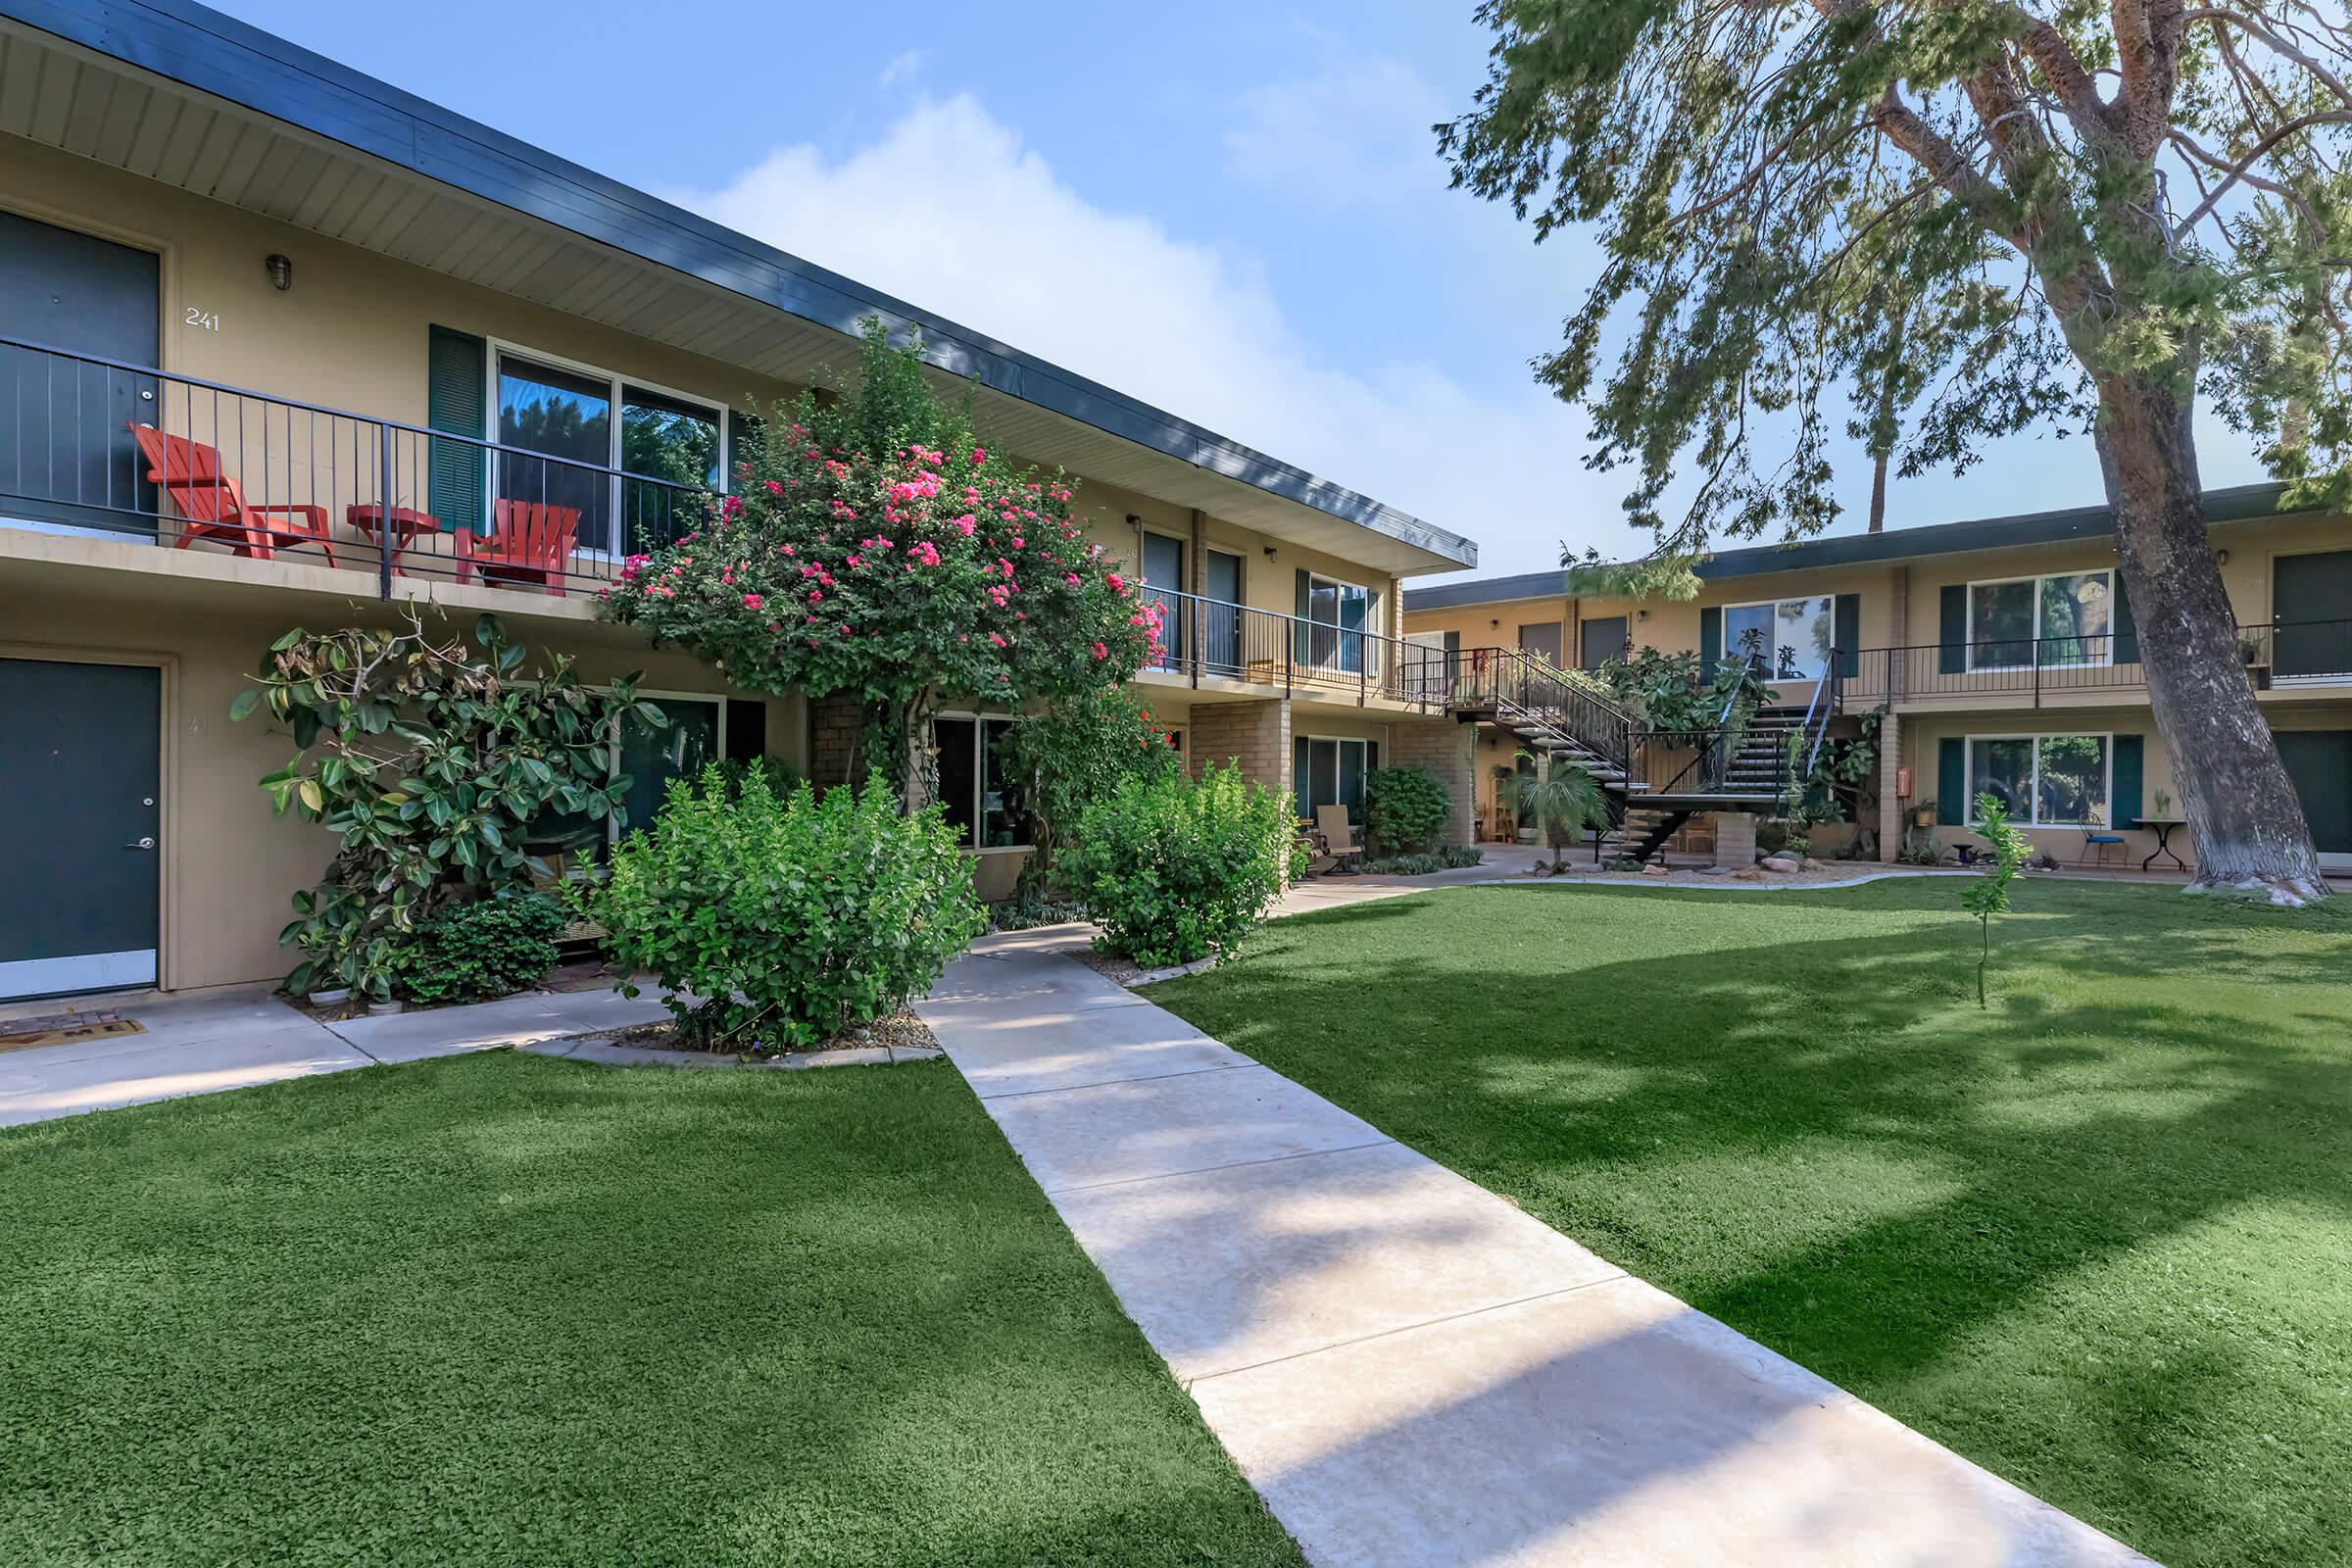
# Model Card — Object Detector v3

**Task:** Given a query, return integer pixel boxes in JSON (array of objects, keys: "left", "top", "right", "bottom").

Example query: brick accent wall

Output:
[
  {"left": 1388, "top": 717, "right": 1476, "bottom": 847},
  {"left": 810, "top": 693, "right": 864, "bottom": 789},
  {"left": 1878, "top": 710, "right": 1904, "bottom": 863},
  {"left": 1189, "top": 699, "right": 1292, "bottom": 801},
  {"left": 1716, "top": 810, "right": 1758, "bottom": 869}
]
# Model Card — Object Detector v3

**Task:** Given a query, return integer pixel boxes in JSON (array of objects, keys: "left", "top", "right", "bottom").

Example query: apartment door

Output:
[
  {"left": 0, "top": 211, "right": 160, "bottom": 534},
  {"left": 2277, "top": 731, "right": 2352, "bottom": 871},
  {"left": 0, "top": 660, "right": 161, "bottom": 999},
  {"left": 1518, "top": 622, "right": 1564, "bottom": 668},
  {"left": 1581, "top": 615, "right": 1629, "bottom": 670},
  {"left": 1141, "top": 532, "right": 1186, "bottom": 666},
  {"left": 2273, "top": 551, "right": 2352, "bottom": 680},
  {"left": 1202, "top": 548, "right": 1243, "bottom": 672}
]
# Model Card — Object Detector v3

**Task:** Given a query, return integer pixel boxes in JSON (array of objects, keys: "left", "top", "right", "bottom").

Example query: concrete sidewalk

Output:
[
  {"left": 0, "top": 985, "right": 667, "bottom": 1127},
  {"left": 919, "top": 928, "right": 2153, "bottom": 1568}
]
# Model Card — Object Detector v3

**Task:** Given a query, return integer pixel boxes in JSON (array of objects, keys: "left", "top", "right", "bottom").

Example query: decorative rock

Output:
[
  {"left": 1733, "top": 865, "right": 1766, "bottom": 881},
  {"left": 1641, "top": 862, "right": 1670, "bottom": 877},
  {"left": 1760, "top": 855, "right": 1801, "bottom": 873},
  {"left": 1800, "top": 857, "right": 1828, "bottom": 871}
]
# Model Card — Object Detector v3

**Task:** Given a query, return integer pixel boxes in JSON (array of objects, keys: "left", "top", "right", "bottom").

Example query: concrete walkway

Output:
[
  {"left": 0, "top": 985, "right": 667, "bottom": 1127},
  {"left": 918, "top": 926, "right": 2153, "bottom": 1568}
]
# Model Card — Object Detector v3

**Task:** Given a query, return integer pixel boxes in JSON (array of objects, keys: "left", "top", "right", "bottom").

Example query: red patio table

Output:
[{"left": 344, "top": 504, "right": 440, "bottom": 575}]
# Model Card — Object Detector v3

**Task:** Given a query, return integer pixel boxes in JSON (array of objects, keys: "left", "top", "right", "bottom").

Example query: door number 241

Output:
[{"left": 184, "top": 307, "right": 220, "bottom": 332}]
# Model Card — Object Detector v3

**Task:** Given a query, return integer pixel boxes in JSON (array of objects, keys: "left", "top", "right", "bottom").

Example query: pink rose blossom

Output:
[{"left": 742, "top": 593, "right": 762, "bottom": 610}]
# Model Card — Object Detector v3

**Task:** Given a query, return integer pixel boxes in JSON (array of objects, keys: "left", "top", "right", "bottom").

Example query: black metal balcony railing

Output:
[
  {"left": 0, "top": 334, "right": 712, "bottom": 596},
  {"left": 1845, "top": 622, "right": 2352, "bottom": 705},
  {"left": 1444, "top": 647, "right": 1637, "bottom": 777},
  {"left": 1136, "top": 583, "right": 1454, "bottom": 710}
]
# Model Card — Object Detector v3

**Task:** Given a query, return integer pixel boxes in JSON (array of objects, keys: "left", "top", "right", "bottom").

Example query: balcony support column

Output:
[{"left": 1878, "top": 710, "right": 1903, "bottom": 864}]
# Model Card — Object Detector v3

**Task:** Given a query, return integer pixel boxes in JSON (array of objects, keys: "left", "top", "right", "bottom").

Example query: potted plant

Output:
[
  {"left": 2238, "top": 629, "right": 2272, "bottom": 689},
  {"left": 1910, "top": 799, "right": 1938, "bottom": 829}
]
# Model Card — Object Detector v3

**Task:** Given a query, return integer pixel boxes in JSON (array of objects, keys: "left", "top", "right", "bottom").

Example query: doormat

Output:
[{"left": 0, "top": 1012, "right": 146, "bottom": 1053}]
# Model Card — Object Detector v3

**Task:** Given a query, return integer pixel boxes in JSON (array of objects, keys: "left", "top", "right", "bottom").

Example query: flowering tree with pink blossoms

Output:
[{"left": 600, "top": 321, "right": 1159, "bottom": 808}]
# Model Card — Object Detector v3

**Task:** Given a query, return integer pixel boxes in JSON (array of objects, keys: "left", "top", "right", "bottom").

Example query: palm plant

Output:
[{"left": 1500, "top": 751, "right": 1608, "bottom": 858}]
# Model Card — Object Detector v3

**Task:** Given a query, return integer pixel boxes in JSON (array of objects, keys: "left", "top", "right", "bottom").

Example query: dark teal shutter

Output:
[
  {"left": 2113, "top": 576, "right": 2138, "bottom": 664},
  {"left": 1698, "top": 607, "right": 1722, "bottom": 679},
  {"left": 1292, "top": 734, "right": 1310, "bottom": 817},
  {"left": 1834, "top": 593, "right": 1861, "bottom": 677},
  {"left": 1938, "top": 738, "right": 1966, "bottom": 824},
  {"left": 1938, "top": 585, "right": 1968, "bottom": 674},
  {"left": 427, "top": 326, "right": 487, "bottom": 535},
  {"left": 2113, "top": 734, "right": 2144, "bottom": 824},
  {"left": 1295, "top": 568, "right": 1311, "bottom": 662}
]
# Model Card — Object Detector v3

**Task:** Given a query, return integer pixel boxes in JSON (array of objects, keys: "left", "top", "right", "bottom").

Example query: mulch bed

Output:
[
  {"left": 1066, "top": 948, "right": 1144, "bottom": 987},
  {"left": 601, "top": 1006, "right": 942, "bottom": 1063}
]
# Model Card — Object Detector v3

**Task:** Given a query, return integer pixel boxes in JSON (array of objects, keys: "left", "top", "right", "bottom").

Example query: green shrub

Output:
[
  {"left": 1363, "top": 766, "right": 1451, "bottom": 855},
  {"left": 582, "top": 766, "right": 985, "bottom": 1052},
  {"left": 1064, "top": 761, "right": 1291, "bottom": 968},
  {"left": 1360, "top": 845, "right": 1485, "bottom": 876},
  {"left": 389, "top": 894, "right": 565, "bottom": 1005}
]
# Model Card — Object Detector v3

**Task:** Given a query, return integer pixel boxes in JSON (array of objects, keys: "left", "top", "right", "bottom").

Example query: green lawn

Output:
[
  {"left": 1152, "top": 878, "right": 2352, "bottom": 1568},
  {"left": 0, "top": 1053, "right": 1300, "bottom": 1567}
]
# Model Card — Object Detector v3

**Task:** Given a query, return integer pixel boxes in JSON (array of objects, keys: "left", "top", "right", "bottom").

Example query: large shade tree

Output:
[{"left": 1443, "top": 0, "right": 2352, "bottom": 901}]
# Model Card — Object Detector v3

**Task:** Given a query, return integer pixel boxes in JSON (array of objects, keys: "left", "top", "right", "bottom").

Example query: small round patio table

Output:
[
  {"left": 2131, "top": 816, "right": 2188, "bottom": 873},
  {"left": 344, "top": 505, "right": 441, "bottom": 574}
]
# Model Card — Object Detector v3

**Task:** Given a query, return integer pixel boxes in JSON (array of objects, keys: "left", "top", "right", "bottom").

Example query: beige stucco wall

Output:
[{"left": 1, "top": 564, "right": 805, "bottom": 992}]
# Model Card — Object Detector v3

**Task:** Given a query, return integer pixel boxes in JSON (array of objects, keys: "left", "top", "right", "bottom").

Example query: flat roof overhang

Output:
[{"left": 0, "top": 1, "right": 1476, "bottom": 577}]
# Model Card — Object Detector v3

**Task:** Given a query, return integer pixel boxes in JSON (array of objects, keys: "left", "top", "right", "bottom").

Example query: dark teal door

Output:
[
  {"left": 0, "top": 660, "right": 161, "bottom": 999},
  {"left": 2273, "top": 551, "right": 2352, "bottom": 679},
  {"left": 2277, "top": 730, "right": 2352, "bottom": 862},
  {"left": 0, "top": 211, "right": 161, "bottom": 535},
  {"left": 1204, "top": 548, "right": 1243, "bottom": 672}
]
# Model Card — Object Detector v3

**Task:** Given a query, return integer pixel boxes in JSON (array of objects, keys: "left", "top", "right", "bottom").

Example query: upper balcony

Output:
[
  {"left": 1846, "top": 624, "right": 2352, "bottom": 709},
  {"left": 1, "top": 334, "right": 708, "bottom": 611},
  {"left": 1135, "top": 583, "right": 1455, "bottom": 711}
]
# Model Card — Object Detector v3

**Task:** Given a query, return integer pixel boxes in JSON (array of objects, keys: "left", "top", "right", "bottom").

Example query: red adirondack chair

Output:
[
  {"left": 456, "top": 499, "right": 578, "bottom": 595},
  {"left": 128, "top": 423, "right": 336, "bottom": 564}
]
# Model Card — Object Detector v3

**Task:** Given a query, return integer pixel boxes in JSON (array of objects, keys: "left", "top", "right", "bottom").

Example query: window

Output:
[
  {"left": 1306, "top": 574, "right": 1374, "bottom": 673},
  {"left": 1967, "top": 571, "right": 2111, "bottom": 669},
  {"left": 1292, "top": 735, "right": 1379, "bottom": 820},
  {"left": 934, "top": 714, "right": 1033, "bottom": 850},
  {"left": 522, "top": 691, "right": 743, "bottom": 856},
  {"left": 1967, "top": 733, "right": 2111, "bottom": 825},
  {"left": 1723, "top": 596, "right": 1836, "bottom": 681},
  {"left": 493, "top": 344, "right": 724, "bottom": 558}
]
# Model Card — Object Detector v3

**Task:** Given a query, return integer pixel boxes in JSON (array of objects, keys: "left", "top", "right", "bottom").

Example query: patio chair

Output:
[
  {"left": 129, "top": 423, "right": 336, "bottom": 564},
  {"left": 456, "top": 500, "right": 578, "bottom": 595},
  {"left": 1295, "top": 820, "right": 1336, "bottom": 879},
  {"left": 2077, "top": 827, "right": 2127, "bottom": 868},
  {"left": 1313, "top": 806, "right": 1364, "bottom": 876}
]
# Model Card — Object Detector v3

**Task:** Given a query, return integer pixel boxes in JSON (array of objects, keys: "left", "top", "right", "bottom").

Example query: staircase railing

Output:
[{"left": 1454, "top": 648, "right": 1636, "bottom": 780}]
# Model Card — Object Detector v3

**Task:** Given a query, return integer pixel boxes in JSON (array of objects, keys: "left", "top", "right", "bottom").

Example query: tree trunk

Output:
[
  {"left": 1867, "top": 452, "right": 1888, "bottom": 534},
  {"left": 2098, "top": 373, "right": 2329, "bottom": 903},
  {"left": 897, "top": 690, "right": 938, "bottom": 815}
]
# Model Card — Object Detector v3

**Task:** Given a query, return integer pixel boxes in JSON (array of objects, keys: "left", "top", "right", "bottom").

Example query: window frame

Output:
[
  {"left": 1293, "top": 732, "right": 1378, "bottom": 820},
  {"left": 1963, "top": 730, "right": 2115, "bottom": 827},
  {"left": 485, "top": 337, "right": 728, "bottom": 560},
  {"left": 1719, "top": 594, "right": 1837, "bottom": 682},
  {"left": 1304, "top": 570, "right": 1377, "bottom": 675},
  {"left": 934, "top": 709, "right": 1035, "bottom": 854},
  {"left": 1964, "top": 569, "right": 2115, "bottom": 673}
]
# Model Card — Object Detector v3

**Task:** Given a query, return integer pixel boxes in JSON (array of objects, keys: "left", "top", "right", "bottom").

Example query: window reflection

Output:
[
  {"left": 621, "top": 386, "right": 719, "bottom": 555},
  {"left": 498, "top": 358, "right": 612, "bottom": 551}
]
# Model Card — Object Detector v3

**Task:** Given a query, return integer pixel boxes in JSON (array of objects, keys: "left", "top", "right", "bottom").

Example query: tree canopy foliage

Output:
[{"left": 1443, "top": 1, "right": 2352, "bottom": 547}]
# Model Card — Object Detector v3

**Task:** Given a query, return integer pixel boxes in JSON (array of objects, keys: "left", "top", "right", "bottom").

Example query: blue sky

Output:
[{"left": 215, "top": 0, "right": 2263, "bottom": 583}]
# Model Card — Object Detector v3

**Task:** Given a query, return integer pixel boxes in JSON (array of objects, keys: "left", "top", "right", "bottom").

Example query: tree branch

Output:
[{"left": 2176, "top": 108, "right": 2352, "bottom": 230}]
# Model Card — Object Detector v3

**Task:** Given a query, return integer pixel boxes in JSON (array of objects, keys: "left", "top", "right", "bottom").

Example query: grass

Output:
[
  {"left": 1151, "top": 877, "right": 2352, "bottom": 1568},
  {"left": 0, "top": 1052, "right": 1301, "bottom": 1567}
]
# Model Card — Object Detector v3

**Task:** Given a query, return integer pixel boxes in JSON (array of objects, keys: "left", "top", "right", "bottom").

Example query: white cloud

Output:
[
  {"left": 875, "top": 50, "right": 925, "bottom": 89},
  {"left": 663, "top": 93, "right": 1622, "bottom": 573},
  {"left": 1222, "top": 58, "right": 1454, "bottom": 211}
]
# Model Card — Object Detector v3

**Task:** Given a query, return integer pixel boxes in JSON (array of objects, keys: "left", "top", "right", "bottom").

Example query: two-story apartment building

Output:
[
  {"left": 1406, "top": 485, "right": 2352, "bottom": 873},
  {"left": 0, "top": 1, "right": 1477, "bottom": 1001}
]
